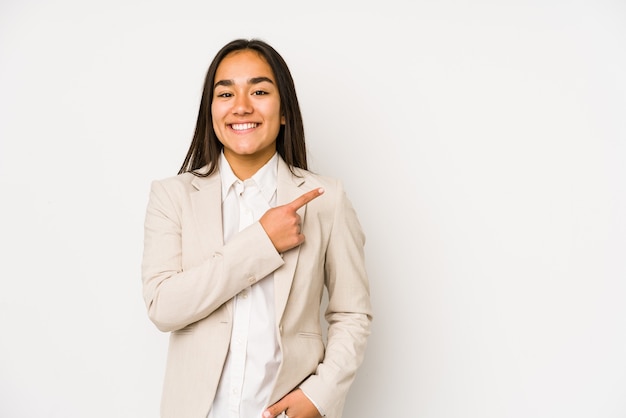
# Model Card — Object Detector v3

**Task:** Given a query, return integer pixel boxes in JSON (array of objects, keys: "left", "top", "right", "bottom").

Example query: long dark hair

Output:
[{"left": 178, "top": 38, "right": 307, "bottom": 176}]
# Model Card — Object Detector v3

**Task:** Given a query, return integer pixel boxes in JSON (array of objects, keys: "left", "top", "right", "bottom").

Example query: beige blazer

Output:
[{"left": 142, "top": 157, "right": 372, "bottom": 418}]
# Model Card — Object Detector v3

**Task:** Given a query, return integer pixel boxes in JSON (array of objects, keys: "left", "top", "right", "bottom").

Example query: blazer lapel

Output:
[
  {"left": 273, "top": 159, "right": 307, "bottom": 322},
  {"left": 190, "top": 170, "right": 233, "bottom": 320},
  {"left": 190, "top": 171, "right": 224, "bottom": 261}
]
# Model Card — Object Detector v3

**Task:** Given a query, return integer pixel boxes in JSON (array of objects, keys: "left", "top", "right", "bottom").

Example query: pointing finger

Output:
[{"left": 288, "top": 187, "right": 324, "bottom": 210}]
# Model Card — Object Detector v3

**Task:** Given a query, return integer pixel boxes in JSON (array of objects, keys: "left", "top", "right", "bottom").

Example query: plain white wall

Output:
[{"left": 1, "top": 1, "right": 625, "bottom": 417}]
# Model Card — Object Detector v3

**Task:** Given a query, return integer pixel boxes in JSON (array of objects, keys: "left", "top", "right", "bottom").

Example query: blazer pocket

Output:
[
  {"left": 296, "top": 332, "right": 325, "bottom": 363},
  {"left": 297, "top": 332, "right": 322, "bottom": 339}
]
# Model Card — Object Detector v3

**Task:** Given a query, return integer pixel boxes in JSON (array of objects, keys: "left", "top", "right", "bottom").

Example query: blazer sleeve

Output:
[
  {"left": 298, "top": 180, "right": 373, "bottom": 414},
  {"left": 141, "top": 178, "right": 285, "bottom": 332}
]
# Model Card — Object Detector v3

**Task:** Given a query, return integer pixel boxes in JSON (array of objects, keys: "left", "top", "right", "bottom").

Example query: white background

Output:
[{"left": 1, "top": 1, "right": 625, "bottom": 417}]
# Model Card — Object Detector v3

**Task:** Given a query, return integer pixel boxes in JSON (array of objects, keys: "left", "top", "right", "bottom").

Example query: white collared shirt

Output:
[{"left": 208, "top": 152, "right": 282, "bottom": 418}]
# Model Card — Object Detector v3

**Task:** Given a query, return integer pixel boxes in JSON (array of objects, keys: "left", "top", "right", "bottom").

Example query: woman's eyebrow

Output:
[
  {"left": 214, "top": 79, "right": 233, "bottom": 88},
  {"left": 249, "top": 76, "right": 275, "bottom": 85},
  {"left": 214, "top": 77, "right": 275, "bottom": 89}
]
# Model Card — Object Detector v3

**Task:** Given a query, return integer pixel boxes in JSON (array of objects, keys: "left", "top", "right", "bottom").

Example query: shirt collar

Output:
[{"left": 219, "top": 152, "right": 278, "bottom": 203}]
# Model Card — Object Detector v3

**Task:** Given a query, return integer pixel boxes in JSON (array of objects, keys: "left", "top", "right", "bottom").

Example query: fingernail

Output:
[
  {"left": 318, "top": 187, "right": 325, "bottom": 194},
  {"left": 263, "top": 411, "right": 270, "bottom": 418}
]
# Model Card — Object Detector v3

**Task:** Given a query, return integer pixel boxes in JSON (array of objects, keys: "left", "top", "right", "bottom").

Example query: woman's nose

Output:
[{"left": 232, "top": 94, "right": 252, "bottom": 115}]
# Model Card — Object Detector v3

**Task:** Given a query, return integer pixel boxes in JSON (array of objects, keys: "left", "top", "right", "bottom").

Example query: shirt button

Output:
[{"left": 240, "top": 290, "right": 248, "bottom": 298}]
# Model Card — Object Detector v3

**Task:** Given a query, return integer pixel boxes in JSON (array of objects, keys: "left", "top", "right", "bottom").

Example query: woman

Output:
[{"left": 142, "top": 38, "right": 372, "bottom": 418}]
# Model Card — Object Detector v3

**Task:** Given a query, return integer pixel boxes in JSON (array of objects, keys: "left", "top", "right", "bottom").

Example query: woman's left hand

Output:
[{"left": 262, "top": 388, "right": 322, "bottom": 418}]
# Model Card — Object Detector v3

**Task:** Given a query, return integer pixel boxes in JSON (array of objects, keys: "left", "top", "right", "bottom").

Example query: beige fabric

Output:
[{"left": 142, "top": 157, "right": 372, "bottom": 418}]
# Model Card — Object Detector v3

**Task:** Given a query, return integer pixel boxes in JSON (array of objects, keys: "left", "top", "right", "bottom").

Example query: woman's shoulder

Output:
[
  {"left": 151, "top": 172, "right": 193, "bottom": 189},
  {"left": 150, "top": 165, "right": 214, "bottom": 192}
]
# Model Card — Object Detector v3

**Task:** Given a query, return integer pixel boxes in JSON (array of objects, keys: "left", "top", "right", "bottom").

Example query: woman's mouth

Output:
[{"left": 231, "top": 123, "right": 258, "bottom": 131}]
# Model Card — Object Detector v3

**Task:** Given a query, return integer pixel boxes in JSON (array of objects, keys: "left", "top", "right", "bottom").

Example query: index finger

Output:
[{"left": 288, "top": 187, "right": 324, "bottom": 210}]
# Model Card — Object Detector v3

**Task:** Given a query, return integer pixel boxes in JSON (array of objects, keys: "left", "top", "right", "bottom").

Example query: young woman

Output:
[{"left": 142, "top": 38, "right": 372, "bottom": 418}]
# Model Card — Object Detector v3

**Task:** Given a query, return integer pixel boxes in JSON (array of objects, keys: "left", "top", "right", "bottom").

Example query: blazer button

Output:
[{"left": 248, "top": 276, "right": 256, "bottom": 284}]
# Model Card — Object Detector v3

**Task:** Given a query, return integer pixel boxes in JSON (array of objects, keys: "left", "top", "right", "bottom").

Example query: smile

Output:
[{"left": 231, "top": 123, "right": 258, "bottom": 131}]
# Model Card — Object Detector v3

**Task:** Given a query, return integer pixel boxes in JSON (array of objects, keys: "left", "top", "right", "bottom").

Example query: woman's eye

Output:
[
  {"left": 216, "top": 92, "right": 232, "bottom": 98},
  {"left": 252, "top": 90, "right": 268, "bottom": 96}
]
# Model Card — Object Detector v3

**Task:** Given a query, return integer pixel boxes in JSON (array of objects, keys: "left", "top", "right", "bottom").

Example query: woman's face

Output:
[{"left": 211, "top": 49, "right": 284, "bottom": 168}]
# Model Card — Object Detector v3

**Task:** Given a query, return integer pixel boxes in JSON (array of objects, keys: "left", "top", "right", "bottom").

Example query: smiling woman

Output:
[
  {"left": 178, "top": 39, "right": 308, "bottom": 182},
  {"left": 211, "top": 49, "right": 285, "bottom": 179},
  {"left": 141, "top": 38, "right": 373, "bottom": 418}
]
